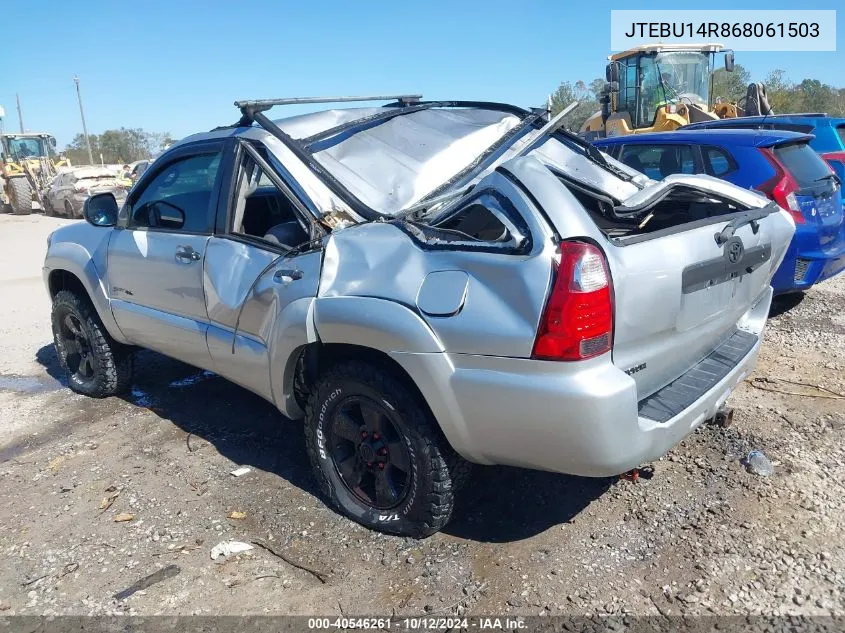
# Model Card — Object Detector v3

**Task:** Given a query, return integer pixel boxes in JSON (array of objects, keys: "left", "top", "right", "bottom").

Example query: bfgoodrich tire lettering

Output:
[
  {"left": 305, "top": 360, "right": 465, "bottom": 537},
  {"left": 51, "top": 290, "right": 132, "bottom": 397}
]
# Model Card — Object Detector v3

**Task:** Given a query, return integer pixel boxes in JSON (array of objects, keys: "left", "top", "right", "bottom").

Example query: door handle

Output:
[
  {"left": 273, "top": 268, "right": 303, "bottom": 284},
  {"left": 175, "top": 246, "right": 201, "bottom": 263}
]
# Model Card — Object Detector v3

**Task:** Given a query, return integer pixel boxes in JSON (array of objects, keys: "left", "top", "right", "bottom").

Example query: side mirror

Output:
[
  {"left": 48, "top": 137, "right": 57, "bottom": 149},
  {"left": 83, "top": 192, "right": 119, "bottom": 227},
  {"left": 725, "top": 52, "right": 735, "bottom": 72},
  {"left": 606, "top": 62, "right": 620, "bottom": 85},
  {"left": 605, "top": 81, "right": 620, "bottom": 94}
]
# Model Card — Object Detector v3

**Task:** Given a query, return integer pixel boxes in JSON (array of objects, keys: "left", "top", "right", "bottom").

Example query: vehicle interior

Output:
[{"left": 230, "top": 155, "right": 309, "bottom": 250}]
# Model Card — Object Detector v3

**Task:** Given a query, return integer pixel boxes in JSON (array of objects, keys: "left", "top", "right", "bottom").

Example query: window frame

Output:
[
  {"left": 215, "top": 139, "right": 324, "bottom": 254},
  {"left": 617, "top": 142, "right": 704, "bottom": 178},
  {"left": 117, "top": 139, "right": 226, "bottom": 235},
  {"left": 701, "top": 145, "right": 738, "bottom": 178}
]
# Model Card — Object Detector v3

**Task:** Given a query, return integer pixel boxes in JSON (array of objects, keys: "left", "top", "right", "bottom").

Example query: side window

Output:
[
  {"left": 129, "top": 151, "right": 221, "bottom": 233},
  {"left": 638, "top": 56, "right": 661, "bottom": 128},
  {"left": 618, "top": 144, "right": 696, "bottom": 179},
  {"left": 703, "top": 146, "right": 735, "bottom": 177},
  {"left": 229, "top": 149, "right": 309, "bottom": 250}
]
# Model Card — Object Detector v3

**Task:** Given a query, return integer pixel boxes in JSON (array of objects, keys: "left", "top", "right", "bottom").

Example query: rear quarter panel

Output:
[{"left": 316, "top": 170, "right": 556, "bottom": 359}]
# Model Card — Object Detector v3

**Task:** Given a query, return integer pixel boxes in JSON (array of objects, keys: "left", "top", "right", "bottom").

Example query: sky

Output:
[{"left": 1, "top": 0, "right": 843, "bottom": 149}]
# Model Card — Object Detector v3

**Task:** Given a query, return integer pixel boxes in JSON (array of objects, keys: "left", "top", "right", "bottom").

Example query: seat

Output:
[
  {"left": 659, "top": 150, "right": 680, "bottom": 178},
  {"left": 264, "top": 221, "right": 308, "bottom": 250},
  {"left": 624, "top": 154, "right": 645, "bottom": 174}
]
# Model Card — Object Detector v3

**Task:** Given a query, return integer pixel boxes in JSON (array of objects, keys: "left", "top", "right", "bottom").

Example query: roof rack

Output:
[{"left": 235, "top": 94, "right": 422, "bottom": 117}]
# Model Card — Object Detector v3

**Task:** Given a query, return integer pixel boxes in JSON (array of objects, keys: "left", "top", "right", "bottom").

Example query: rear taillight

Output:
[
  {"left": 532, "top": 242, "right": 613, "bottom": 361},
  {"left": 74, "top": 184, "right": 89, "bottom": 193},
  {"left": 757, "top": 147, "right": 804, "bottom": 224}
]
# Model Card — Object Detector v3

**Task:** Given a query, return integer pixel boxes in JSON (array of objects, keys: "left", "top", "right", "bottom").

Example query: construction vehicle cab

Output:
[
  {"left": 1, "top": 132, "right": 69, "bottom": 215},
  {"left": 581, "top": 43, "right": 738, "bottom": 139}
]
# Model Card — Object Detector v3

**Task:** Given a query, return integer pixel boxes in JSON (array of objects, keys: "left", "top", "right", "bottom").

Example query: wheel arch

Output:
[
  {"left": 290, "top": 341, "right": 461, "bottom": 453},
  {"left": 45, "top": 259, "right": 129, "bottom": 345},
  {"left": 277, "top": 295, "right": 478, "bottom": 457}
]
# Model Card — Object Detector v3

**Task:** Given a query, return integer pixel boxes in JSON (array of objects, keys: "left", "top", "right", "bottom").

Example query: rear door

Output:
[
  {"left": 773, "top": 141, "right": 843, "bottom": 252},
  {"left": 107, "top": 141, "right": 224, "bottom": 369},
  {"left": 502, "top": 153, "right": 794, "bottom": 404},
  {"left": 606, "top": 198, "right": 794, "bottom": 401},
  {"left": 203, "top": 140, "right": 322, "bottom": 406}
]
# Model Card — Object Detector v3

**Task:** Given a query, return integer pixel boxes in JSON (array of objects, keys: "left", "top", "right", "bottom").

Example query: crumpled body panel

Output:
[{"left": 318, "top": 219, "right": 553, "bottom": 358}]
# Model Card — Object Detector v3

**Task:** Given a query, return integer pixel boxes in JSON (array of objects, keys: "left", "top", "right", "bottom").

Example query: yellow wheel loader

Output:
[
  {"left": 580, "top": 43, "right": 767, "bottom": 139},
  {"left": 1, "top": 133, "right": 70, "bottom": 215}
]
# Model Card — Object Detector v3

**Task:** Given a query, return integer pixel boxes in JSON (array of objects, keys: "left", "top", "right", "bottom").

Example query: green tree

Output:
[
  {"left": 712, "top": 64, "right": 751, "bottom": 103},
  {"left": 761, "top": 69, "right": 798, "bottom": 113},
  {"left": 62, "top": 128, "right": 175, "bottom": 165},
  {"left": 795, "top": 78, "right": 841, "bottom": 114},
  {"left": 549, "top": 79, "right": 603, "bottom": 131}
]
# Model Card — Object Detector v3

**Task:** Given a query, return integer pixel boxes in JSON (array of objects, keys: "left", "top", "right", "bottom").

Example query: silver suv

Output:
[{"left": 43, "top": 95, "right": 794, "bottom": 536}]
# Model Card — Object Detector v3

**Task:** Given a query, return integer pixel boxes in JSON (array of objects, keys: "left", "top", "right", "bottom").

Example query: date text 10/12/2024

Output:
[{"left": 307, "top": 617, "right": 527, "bottom": 630}]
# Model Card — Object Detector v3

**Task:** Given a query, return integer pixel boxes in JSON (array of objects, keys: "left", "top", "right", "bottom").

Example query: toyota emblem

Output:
[{"left": 725, "top": 237, "right": 744, "bottom": 264}]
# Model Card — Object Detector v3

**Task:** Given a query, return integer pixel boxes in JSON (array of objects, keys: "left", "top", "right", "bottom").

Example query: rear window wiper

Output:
[
  {"left": 714, "top": 208, "right": 773, "bottom": 245},
  {"left": 814, "top": 172, "right": 841, "bottom": 185}
]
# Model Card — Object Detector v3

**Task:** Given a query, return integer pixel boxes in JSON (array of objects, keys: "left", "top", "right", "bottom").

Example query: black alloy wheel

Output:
[
  {"left": 328, "top": 395, "right": 412, "bottom": 509},
  {"left": 56, "top": 310, "right": 97, "bottom": 385}
]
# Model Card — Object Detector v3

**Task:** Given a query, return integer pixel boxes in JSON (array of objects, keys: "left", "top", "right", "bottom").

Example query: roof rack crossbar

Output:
[{"left": 236, "top": 94, "right": 422, "bottom": 112}]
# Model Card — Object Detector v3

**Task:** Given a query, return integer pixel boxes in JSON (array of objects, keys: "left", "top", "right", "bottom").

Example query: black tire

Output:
[
  {"left": 64, "top": 200, "right": 77, "bottom": 219},
  {"left": 51, "top": 290, "right": 132, "bottom": 397},
  {"left": 8, "top": 178, "right": 32, "bottom": 215},
  {"left": 305, "top": 360, "right": 466, "bottom": 537},
  {"left": 43, "top": 197, "right": 55, "bottom": 217}
]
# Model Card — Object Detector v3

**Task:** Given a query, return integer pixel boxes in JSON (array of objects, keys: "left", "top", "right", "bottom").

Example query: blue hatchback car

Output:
[
  {"left": 595, "top": 129, "right": 845, "bottom": 294},
  {"left": 682, "top": 114, "right": 845, "bottom": 185}
]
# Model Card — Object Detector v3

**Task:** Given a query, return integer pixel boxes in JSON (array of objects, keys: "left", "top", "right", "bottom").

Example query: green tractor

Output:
[{"left": 1, "top": 132, "right": 70, "bottom": 215}]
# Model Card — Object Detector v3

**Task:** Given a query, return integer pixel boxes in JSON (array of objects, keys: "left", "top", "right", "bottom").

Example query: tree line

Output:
[
  {"left": 549, "top": 66, "right": 845, "bottom": 131},
  {"left": 62, "top": 70, "right": 845, "bottom": 163},
  {"left": 63, "top": 128, "right": 175, "bottom": 165}
]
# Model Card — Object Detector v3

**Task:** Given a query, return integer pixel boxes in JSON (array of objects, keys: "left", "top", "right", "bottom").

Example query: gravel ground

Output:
[{"left": 0, "top": 214, "right": 843, "bottom": 617}]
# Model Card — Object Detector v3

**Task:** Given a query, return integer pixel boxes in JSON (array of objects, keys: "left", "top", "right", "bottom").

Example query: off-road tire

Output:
[
  {"left": 8, "top": 178, "right": 32, "bottom": 215},
  {"left": 51, "top": 290, "right": 132, "bottom": 397},
  {"left": 305, "top": 360, "right": 466, "bottom": 537}
]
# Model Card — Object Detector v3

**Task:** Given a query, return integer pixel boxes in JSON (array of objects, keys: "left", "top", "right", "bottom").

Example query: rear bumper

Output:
[
  {"left": 392, "top": 288, "right": 772, "bottom": 477},
  {"left": 772, "top": 225, "right": 845, "bottom": 292}
]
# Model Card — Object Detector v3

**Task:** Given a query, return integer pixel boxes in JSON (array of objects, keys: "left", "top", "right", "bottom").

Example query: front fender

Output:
[
  {"left": 313, "top": 296, "right": 444, "bottom": 354},
  {"left": 43, "top": 239, "right": 129, "bottom": 344}
]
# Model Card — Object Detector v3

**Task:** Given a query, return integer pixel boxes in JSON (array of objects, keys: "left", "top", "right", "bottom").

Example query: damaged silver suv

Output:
[{"left": 43, "top": 95, "right": 794, "bottom": 536}]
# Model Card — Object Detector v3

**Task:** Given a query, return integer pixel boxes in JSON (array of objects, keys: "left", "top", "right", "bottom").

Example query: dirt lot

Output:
[{"left": 0, "top": 213, "right": 843, "bottom": 617}]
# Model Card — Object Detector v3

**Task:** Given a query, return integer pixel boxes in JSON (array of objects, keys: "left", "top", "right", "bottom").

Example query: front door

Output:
[{"left": 107, "top": 142, "right": 224, "bottom": 369}]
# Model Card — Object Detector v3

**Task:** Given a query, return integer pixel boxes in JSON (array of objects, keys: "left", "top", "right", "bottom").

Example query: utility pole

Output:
[
  {"left": 73, "top": 76, "right": 94, "bottom": 165},
  {"left": 16, "top": 93, "right": 24, "bottom": 132}
]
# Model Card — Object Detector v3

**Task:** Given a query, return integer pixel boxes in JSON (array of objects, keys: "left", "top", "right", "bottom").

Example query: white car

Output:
[{"left": 44, "top": 167, "right": 127, "bottom": 218}]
